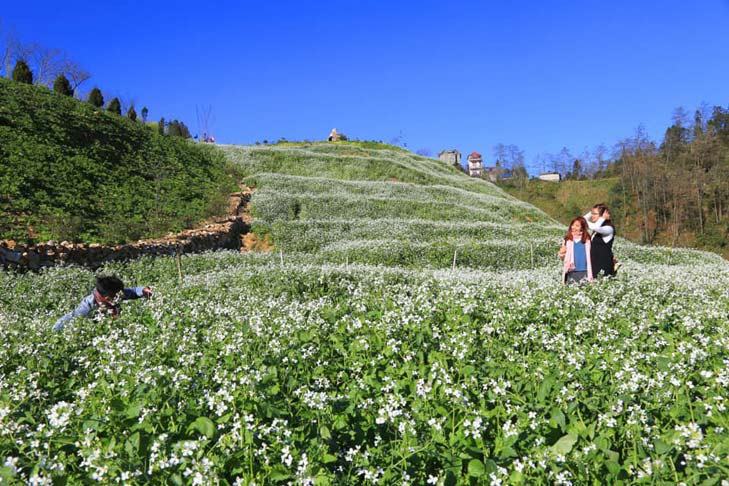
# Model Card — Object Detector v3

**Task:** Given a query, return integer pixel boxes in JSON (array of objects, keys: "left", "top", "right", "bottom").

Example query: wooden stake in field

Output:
[
  {"left": 452, "top": 249, "right": 458, "bottom": 271},
  {"left": 176, "top": 243, "right": 183, "bottom": 281},
  {"left": 530, "top": 242, "right": 534, "bottom": 268},
  {"left": 280, "top": 248, "right": 284, "bottom": 268}
]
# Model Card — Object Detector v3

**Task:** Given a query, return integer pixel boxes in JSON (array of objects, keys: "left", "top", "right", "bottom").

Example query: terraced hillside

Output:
[
  {"left": 1, "top": 142, "right": 728, "bottom": 485},
  {"left": 226, "top": 143, "right": 562, "bottom": 270}
]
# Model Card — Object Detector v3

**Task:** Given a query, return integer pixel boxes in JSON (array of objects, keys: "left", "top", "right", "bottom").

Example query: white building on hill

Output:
[
  {"left": 467, "top": 152, "right": 483, "bottom": 177},
  {"left": 538, "top": 172, "right": 561, "bottom": 182}
]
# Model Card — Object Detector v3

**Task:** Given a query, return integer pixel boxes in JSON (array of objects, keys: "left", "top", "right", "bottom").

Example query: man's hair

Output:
[
  {"left": 592, "top": 203, "right": 609, "bottom": 216},
  {"left": 96, "top": 275, "right": 125, "bottom": 297}
]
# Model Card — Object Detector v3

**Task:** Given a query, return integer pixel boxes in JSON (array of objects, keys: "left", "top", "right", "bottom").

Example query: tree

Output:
[
  {"left": 158, "top": 117, "right": 165, "bottom": 135},
  {"left": 60, "top": 58, "right": 90, "bottom": 91},
  {"left": 141, "top": 106, "right": 149, "bottom": 123},
  {"left": 87, "top": 87, "right": 104, "bottom": 107},
  {"left": 52, "top": 74, "right": 73, "bottom": 96},
  {"left": 570, "top": 159, "right": 583, "bottom": 180},
  {"left": 29, "top": 45, "right": 63, "bottom": 87},
  {"left": 11, "top": 59, "right": 32, "bottom": 84},
  {"left": 107, "top": 97, "right": 121, "bottom": 115},
  {"left": 167, "top": 119, "right": 192, "bottom": 139},
  {"left": 127, "top": 105, "right": 137, "bottom": 121},
  {"left": 0, "top": 20, "right": 19, "bottom": 78}
]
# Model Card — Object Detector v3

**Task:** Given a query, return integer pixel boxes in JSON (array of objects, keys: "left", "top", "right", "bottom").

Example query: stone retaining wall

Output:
[{"left": 1, "top": 191, "right": 251, "bottom": 271}]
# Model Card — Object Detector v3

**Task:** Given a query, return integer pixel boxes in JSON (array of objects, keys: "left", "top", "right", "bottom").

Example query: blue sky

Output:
[{"left": 4, "top": 0, "right": 729, "bottom": 174}]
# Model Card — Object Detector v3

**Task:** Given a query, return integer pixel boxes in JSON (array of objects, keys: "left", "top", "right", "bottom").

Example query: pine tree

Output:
[
  {"left": 107, "top": 97, "right": 121, "bottom": 115},
  {"left": 141, "top": 107, "right": 149, "bottom": 123},
  {"left": 88, "top": 87, "right": 104, "bottom": 107},
  {"left": 158, "top": 117, "right": 165, "bottom": 135},
  {"left": 179, "top": 121, "right": 191, "bottom": 139},
  {"left": 53, "top": 74, "right": 74, "bottom": 96},
  {"left": 11, "top": 60, "right": 33, "bottom": 84},
  {"left": 127, "top": 105, "right": 137, "bottom": 121},
  {"left": 167, "top": 120, "right": 181, "bottom": 137}
]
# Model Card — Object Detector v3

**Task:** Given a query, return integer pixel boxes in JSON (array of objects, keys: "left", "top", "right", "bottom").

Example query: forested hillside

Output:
[
  {"left": 498, "top": 106, "right": 729, "bottom": 260},
  {"left": 0, "top": 78, "right": 236, "bottom": 244}
]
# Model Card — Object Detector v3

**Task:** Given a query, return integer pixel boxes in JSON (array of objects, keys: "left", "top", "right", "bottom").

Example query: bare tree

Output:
[
  {"left": 492, "top": 143, "right": 507, "bottom": 165},
  {"left": 1, "top": 23, "right": 20, "bottom": 78},
  {"left": 196, "top": 105, "right": 215, "bottom": 141},
  {"left": 29, "top": 45, "right": 65, "bottom": 86},
  {"left": 61, "top": 58, "right": 90, "bottom": 92}
]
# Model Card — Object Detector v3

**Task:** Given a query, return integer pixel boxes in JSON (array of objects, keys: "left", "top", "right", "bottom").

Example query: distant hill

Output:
[
  {"left": 0, "top": 78, "right": 236, "bottom": 244},
  {"left": 498, "top": 178, "right": 617, "bottom": 225}
]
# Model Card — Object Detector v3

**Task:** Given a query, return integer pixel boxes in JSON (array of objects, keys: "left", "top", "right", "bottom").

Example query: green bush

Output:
[
  {"left": 87, "top": 87, "right": 104, "bottom": 107},
  {"left": 11, "top": 59, "right": 33, "bottom": 84},
  {"left": 0, "top": 78, "right": 237, "bottom": 244},
  {"left": 52, "top": 75, "right": 73, "bottom": 96}
]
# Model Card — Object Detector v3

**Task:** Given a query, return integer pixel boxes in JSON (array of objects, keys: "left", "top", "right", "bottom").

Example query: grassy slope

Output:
[
  {"left": 0, "top": 78, "right": 236, "bottom": 244},
  {"left": 499, "top": 178, "right": 617, "bottom": 226},
  {"left": 222, "top": 143, "right": 717, "bottom": 269}
]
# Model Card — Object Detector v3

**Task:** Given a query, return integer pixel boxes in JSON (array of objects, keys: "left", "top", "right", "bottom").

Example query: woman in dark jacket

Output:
[{"left": 584, "top": 203, "right": 615, "bottom": 277}]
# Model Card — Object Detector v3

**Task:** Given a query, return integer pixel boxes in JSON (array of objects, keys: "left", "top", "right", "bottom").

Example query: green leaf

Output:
[
  {"left": 188, "top": 416, "right": 215, "bottom": 439},
  {"left": 606, "top": 459, "right": 621, "bottom": 476},
  {"left": 467, "top": 459, "right": 485, "bottom": 477},
  {"left": 125, "top": 402, "right": 142, "bottom": 419},
  {"left": 461, "top": 365, "right": 475, "bottom": 377},
  {"left": 538, "top": 376, "right": 554, "bottom": 401},
  {"left": 314, "top": 474, "right": 332, "bottom": 486},
  {"left": 124, "top": 431, "right": 140, "bottom": 456},
  {"left": 550, "top": 407, "right": 566, "bottom": 431},
  {"left": 322, "top": 453, "right": 338, "bottom": 464},
  {"left": 270, "top": 465, "right": 290, "bottom": 481},
  {"left": 653, "top": 439, "right": 672, "bottom": 454},
  {"left": 550, "top": 433, "right": 578, "bottom": 456},
  {"left": 319, "top": 425, "right": 332, "bottom": 440}
]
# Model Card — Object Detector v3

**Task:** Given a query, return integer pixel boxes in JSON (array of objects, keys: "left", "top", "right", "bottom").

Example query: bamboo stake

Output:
[
  {"left": 530, "top": 243, "right": 534, "bottom": 268},
  {"left": 176, "top": 244, "right": 183, "bottom": 281}
]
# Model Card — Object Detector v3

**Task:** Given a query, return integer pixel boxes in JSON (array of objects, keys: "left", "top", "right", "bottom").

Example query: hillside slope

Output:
[
  {"left": 222, "top": 143, "right": 717, "bottom": 269},
  {"left": 0, "top": 78, "right": 236, "bottom": 244}
]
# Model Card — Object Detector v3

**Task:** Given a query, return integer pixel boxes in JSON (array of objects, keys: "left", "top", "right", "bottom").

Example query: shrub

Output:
[
  {"left": 52, "top": 74, "right": 73, "bottom": 96},
  {"left": 87, "top": 87, "right": 104, "bottom": 107},
  {"left": 11, "top": 59, "right": 33, "bottom": 84},
  {"left": 107, "top": 97, "right": 121, "bottom": 115}
]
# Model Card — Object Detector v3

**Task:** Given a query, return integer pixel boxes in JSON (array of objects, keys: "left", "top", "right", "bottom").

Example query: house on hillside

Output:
[
  {"left": 438, "top": 149, "right": 461, "bottom": 167},
  {"left": 538, "top": 172, "right": 561, "bottom": 182},
  {"left": 467, "top": 152, "right": 483, "bottom": 177}
]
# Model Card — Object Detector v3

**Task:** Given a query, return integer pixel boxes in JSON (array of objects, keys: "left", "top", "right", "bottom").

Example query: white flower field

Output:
[{"left": 1, "top": 142, "right": 728, "bottom": 484}]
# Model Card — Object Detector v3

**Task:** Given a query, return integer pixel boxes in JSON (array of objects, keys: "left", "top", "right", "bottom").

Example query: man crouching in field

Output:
[{"left": 53, "top": 275, "right": 153, "bottom": 331}]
